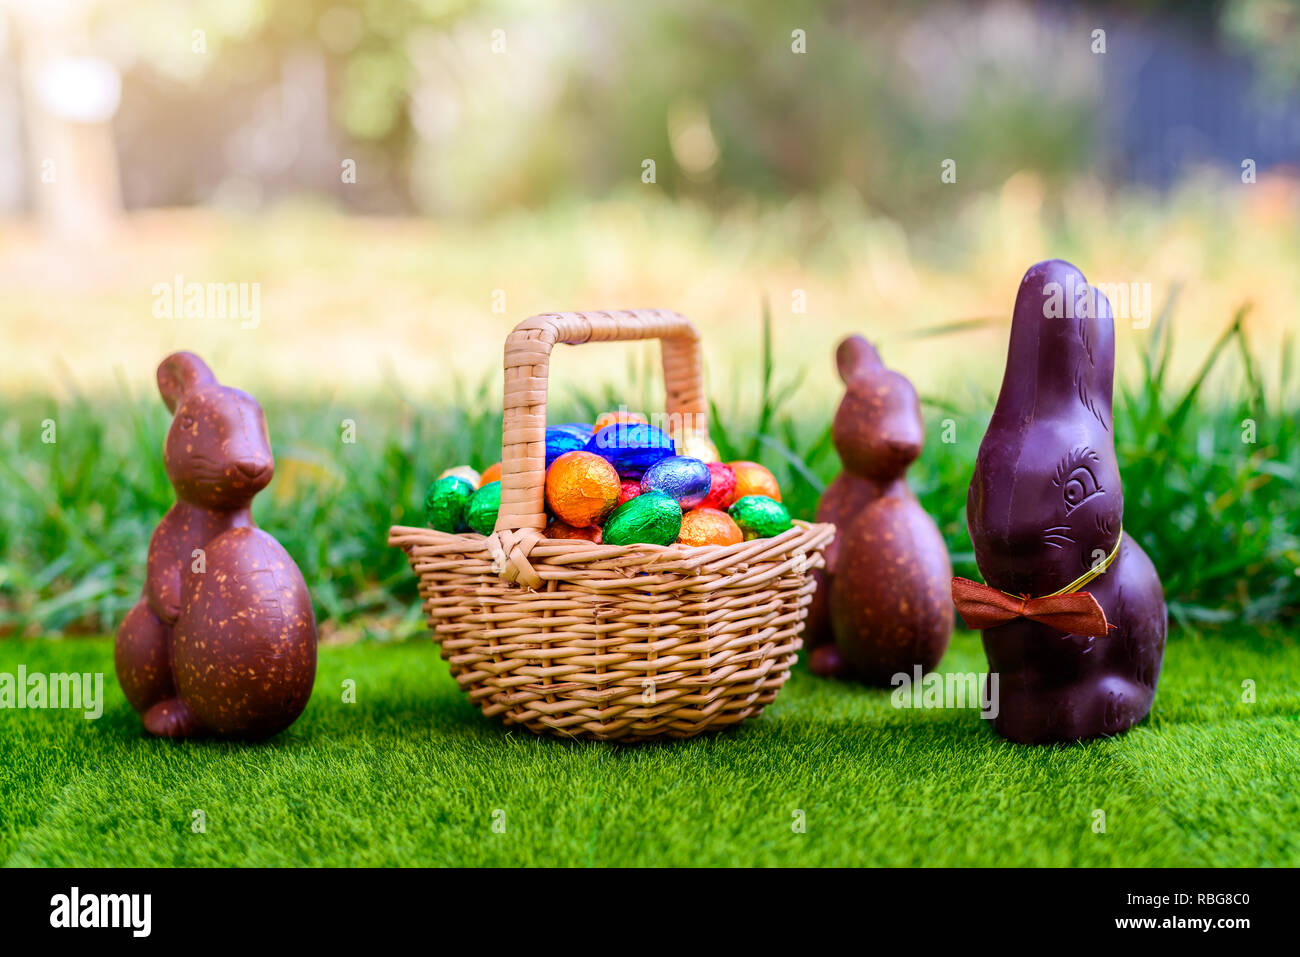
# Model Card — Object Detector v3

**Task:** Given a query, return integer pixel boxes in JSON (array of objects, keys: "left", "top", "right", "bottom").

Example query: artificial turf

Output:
[{"left": 1, "top": 630, "right": 1296, "bottom": 867}]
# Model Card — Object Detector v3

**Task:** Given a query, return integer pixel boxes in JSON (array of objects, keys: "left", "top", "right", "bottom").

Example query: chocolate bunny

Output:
[
  {"left": 806, "top": 336, "right": 953, "bottom": 684},
  {"left": 958, "top": 260, "right": 1166, "bottom": 743},
  {"left": 115, "top": 352, "right": 317, "bottom": 739}
]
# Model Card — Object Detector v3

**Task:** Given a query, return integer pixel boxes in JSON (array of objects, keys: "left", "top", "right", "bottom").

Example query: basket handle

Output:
[{"left": 496, "top": 309, "right": 708, "bottom": 540}]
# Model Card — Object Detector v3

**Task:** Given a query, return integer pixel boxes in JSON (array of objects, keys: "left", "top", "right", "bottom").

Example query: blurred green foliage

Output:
[{"left": 2, "top": 301, "right": 1295, "bottom": 636}]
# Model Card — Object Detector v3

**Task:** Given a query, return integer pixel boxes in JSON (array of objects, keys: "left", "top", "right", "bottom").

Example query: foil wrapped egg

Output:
[
  {"left": 545, "top": 451, "right": 621, "bottom": 527},
  {"left": 544, "top": 519, "right": 602, "bottom": 542},
  {"left": 675, "top": 430, "right": 721, "bottom": 464},
  {"left": 729, "top": 460, "right": 782, "bottom": 502},
  {"left": 466, "top": 481, "right": 502, "bottom": 535},
  {"left": 438, "top": 464, "right": 481, "bottom": 488},
  {"left": 545, "top": 424, "right": 593, "bottom": 467},
  {"left": 584, "top": 422, "right": 675, "bottom": 479},
  {"left": 729, "top": 494, "right": 793, "bottom": 540},
  {"left": 424, "top": 476, "right": 474, "bottom": 532},
  {"left": 593, "top": 410, "right": 648, "bottom": 433},
  {"left": 551, "top": 420, "right": 593, "bottom": 437},
  {"left": 619, "top": 480, "right": 642, "bottom": 506},
  {"left": 639, "top": 456, "right": 711, "bottom": 509},
  {"left": 601, "top": 491, "right": 682, "bottom": 546},
  {"left": 677, "top": 508, "right": 743, "bottom": 546},
  {"left": 698, "top": 462, "right": 738, "bottom": 510},
  {"left": 479, "top": 462, "right": 502, "bottom": 487}
]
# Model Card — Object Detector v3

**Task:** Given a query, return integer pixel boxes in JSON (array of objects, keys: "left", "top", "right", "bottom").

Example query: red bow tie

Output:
[{"left": 950, "top": 577, "right": 1113, "bottom": 638}]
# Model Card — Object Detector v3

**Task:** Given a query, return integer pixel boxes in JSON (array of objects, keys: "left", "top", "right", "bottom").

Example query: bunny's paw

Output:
[{"left": 142, "top": 697, "right": 205, "bottom": 738}]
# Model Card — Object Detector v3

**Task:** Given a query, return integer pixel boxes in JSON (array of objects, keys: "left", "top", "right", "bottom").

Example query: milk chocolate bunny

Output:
[
  {"left": 957, "top": 260, "right": 1166, "bottom": 743},
  {"left": 806, "top": 336, "right": 953, "bottom": 684},
  {"left": 115, "top": 352, "right": 317, "bottom": 739}
]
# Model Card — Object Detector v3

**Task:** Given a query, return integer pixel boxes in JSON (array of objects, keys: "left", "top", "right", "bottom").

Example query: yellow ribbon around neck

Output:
[{"left": 1042, "top": 529, "right": 1124, "bottom": 598}]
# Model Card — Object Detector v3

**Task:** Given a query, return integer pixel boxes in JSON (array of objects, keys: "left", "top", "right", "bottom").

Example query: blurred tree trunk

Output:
[{"left": 9, "top": 0, "right": 122, "bottom": 239}]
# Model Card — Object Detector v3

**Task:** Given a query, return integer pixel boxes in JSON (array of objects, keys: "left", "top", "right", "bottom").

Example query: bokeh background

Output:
[{"left": 1, "top": 0, "right": 1297, "bottom": 636}]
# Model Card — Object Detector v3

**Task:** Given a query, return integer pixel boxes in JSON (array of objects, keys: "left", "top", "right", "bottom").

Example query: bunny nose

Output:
[{"left": 236, "top": 460, "right": 267, "bottom": 478}]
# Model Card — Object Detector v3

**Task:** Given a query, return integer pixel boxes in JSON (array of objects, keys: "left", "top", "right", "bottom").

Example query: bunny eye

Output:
[
  {"left": 1062, "top": 466, "right": 1102, "bottom": 513},
  {"left": 180, "top": 414, "right": 196, "bottom": 431}
]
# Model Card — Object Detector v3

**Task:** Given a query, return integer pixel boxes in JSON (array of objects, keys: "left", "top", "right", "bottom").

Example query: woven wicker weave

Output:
[{"left": 389, "top": 309, "right": 834, "bottom": 741}]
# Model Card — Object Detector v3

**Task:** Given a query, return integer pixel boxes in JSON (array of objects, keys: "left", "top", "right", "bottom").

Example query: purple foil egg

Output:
[
  {"left": 640, "top": 456, "right": 712, "bottom": 509},
  {"left": 584, "top": 423, "right": 675, "bottom": 479}
]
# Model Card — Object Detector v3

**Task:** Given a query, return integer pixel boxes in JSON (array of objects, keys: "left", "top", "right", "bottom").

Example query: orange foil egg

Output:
[
  {"left": 729, "top": 460, "right": 781, "bottom": 502},
  {"left": 544, "top": 519, "right": 603, "bottom": 543},
  {"left": 545, "top": 451, "right": 620, "bottom": 527},
  {"left": 593, "top": 409, "right": 649, "bottom": 433},
  {"left": 677, "top": 508, "right": 744, "bottom": 546},
  {"left": 479, "top": 462, "right": 502, "bottom": 487}
]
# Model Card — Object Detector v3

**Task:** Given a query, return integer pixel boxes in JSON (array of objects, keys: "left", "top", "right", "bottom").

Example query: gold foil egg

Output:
[
  {"left": 545, "top": 451, "right": 620, "bottom": 527},
  {"left": 676, "top": 430, "right": 721, "bottom": 464},
  {"left": 678, "top": 508, "right": 743, "bottom": 546},
  {"left": 438, "top": 465, "right": 481, "bottom": 487}
]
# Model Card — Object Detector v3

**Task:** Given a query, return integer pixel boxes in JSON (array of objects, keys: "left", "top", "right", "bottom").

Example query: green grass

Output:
[
  {"left": 2, "top": 304, "right": 1297, "bottom": 637},
  {"left": 3, "top": 629, "right": 1297, "bottom": 867}
]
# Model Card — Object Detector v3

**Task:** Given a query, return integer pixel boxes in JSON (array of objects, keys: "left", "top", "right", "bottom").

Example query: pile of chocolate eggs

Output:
[{"left": 423, "top": 411, "right": 793, "bottom": 546}]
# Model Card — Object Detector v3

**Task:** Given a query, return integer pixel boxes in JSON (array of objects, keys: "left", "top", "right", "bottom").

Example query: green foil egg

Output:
[
  {"left": 466, "top": 481, "right": 502, "bottom": 536},
  {"left": 425, "top": 476, "right": 474, "bottom": 532},
  {"left": 601, "top": 491, "right": 682, "bottom": 546},
  {"left": 729, "top": 494, "right": 793, "bottom": 540}
]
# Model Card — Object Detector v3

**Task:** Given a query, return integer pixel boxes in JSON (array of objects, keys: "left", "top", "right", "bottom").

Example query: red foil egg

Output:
[
  {"left": 699, "top": 462, "right": 738, "bottom": 510},
  {"left": 545, "top": 451, "right": 620, "bottom": 527},
  {"left": 618, "top": 480, "right": 641, "bottom": 505}
]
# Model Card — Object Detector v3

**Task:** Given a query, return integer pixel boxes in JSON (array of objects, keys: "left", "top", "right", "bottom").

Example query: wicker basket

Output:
[{"left": 389, "top": 309, "right": 834, "bottom": 741}]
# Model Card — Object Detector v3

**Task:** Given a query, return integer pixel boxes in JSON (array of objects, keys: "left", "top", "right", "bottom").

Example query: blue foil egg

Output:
[
  {"left": 584, "top": 423, "right": 675, "bottom": 479},
  {"left": 640, "top": 456, "right": 712, "bottom": 509},
  {"left": 545, "top": 425, "right": 592, "bottom": 467}
]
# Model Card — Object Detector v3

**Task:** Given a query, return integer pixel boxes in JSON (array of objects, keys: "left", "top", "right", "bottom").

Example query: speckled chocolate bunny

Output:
[
  {"left": 957, "top": 260, "right": 1166, "bottom": 743},
  {"left": 115, "top": 352, "right": 316, "bottom": 739},
  {"left": 806, "top": 335, "right": 953, "bottom": 683}
]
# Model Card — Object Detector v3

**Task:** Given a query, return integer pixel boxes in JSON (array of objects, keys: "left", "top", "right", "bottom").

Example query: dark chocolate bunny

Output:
[
  {"left": 115, "top": 352, "right": 317, "bottom": 739},
  {"left": 807, "top": 336, "right": 953, "bottom": 683},
  {"left": 962, "top": 260, "right": 1166, "bottom": 743}
]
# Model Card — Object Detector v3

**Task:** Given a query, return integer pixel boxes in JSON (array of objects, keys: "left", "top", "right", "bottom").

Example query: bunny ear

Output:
[
  {"left": 157, "top": 352, "right": 218, "bottom": 413},
  {"left": 993, "top": 260, "right": 1115, "bottom": 430},
  {"left": 1079, "top": 285, "right": 1116, "bottom": 415},
  {"left": 835, "top": 335, "right": 883, "bottom": 384}
]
